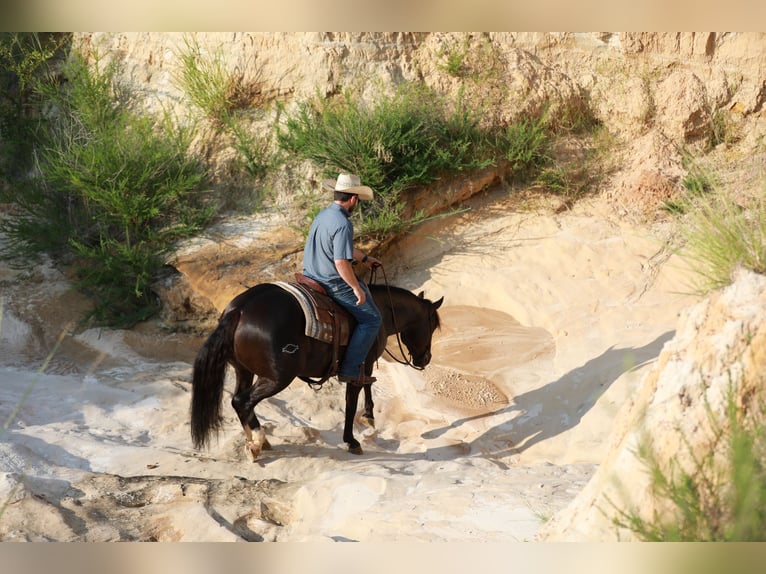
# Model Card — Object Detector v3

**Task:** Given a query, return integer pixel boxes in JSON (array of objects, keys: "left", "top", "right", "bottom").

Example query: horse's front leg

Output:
[
  {"left": 343, "top": 382, "right": 364, "bottom": 455},
  {"left": 361, "top": 383, "right": 375, "bottom": 427}
]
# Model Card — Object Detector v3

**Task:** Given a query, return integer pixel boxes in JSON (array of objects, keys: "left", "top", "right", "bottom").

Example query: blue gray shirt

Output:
[{"left": 302, "top": 203, "right": 355, "bottom": 283}]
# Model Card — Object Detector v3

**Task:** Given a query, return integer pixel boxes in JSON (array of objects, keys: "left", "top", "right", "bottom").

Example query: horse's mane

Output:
[
  {"left": 368, "top": 283, "right": 410, "bottom": 296},
  {"left": 369, "top": 283, "right": 441, "bottom": 329}
]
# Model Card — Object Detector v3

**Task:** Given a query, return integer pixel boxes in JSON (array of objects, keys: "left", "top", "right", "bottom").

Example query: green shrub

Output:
[
  {"left": 0, "top": 51, "right": 213, "bottom": 326},
  {"left": 227, "top": 118, "right": 280, "bottom": 181},
  {"left": 279, "top": 84, "right": 482, "bottom": 191},
  {"left": 612, "top": 380, "right": 766, "bottom": 541},
  {"left": 682, "top": 166, "right": 714, "bottom": 197},
  {"left": 496, "top": 113, "right": 552, "bottom": 181},
  {"left": 534, "top": 166, "right": 569, "bottom": 195},
  {"left": 660, "top": 154, "right": 715, "bottom": 215},
  {"left": 173, "top": 34, "right": 277, "bottom": 207},
  {"left": 278, "top": 83, "right": 499, "bottom": 235},
  {"left": 173, "top": 34, "right": 244, "bottom": 126},
  {"left": 681, "top": 194, "right": 766, "bottom": 294},
  {"left": 708, "top": 108, "right": 739, "bottom": 149},
  {"left": 0, "top": 33, "right": 68, "bottom": 185},
  {"left": 437, "top": 38, "right": 469, "bottom": 77}
]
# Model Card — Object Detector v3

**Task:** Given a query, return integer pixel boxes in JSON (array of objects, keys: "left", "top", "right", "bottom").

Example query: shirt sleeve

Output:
[{"left": 332, "top": 222, "right": 355, "bottom": 261}]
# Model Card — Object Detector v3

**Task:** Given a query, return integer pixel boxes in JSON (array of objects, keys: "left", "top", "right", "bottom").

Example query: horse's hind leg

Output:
[
  {"left": 231, "top": 369, "right": 273, "bottom": 460},
  {"left": 232, "top": 371, "right": 289, "bottom": 461}
]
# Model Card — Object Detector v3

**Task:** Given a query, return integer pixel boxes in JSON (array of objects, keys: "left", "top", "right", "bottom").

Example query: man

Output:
[{"left": 302, "top": 173, "right": 382, "bottom": 384}]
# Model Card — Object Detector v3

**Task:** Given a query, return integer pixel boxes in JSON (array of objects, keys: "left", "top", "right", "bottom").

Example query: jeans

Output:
[{"left": 321, "top": 278, "right": 382, "bottom": 377}]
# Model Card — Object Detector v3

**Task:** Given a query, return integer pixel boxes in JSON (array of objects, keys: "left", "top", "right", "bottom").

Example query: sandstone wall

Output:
[
  {"left": 74, "top": 32, "right": 766, "bottom": 127},
  {"left": 540, "top": 268, "right": 766, "bottom": 541},
  {"left": 72, "top": 32, "right": 766, "bottom": 215}
]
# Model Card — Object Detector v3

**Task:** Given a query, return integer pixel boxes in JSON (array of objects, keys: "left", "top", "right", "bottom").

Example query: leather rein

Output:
[{"left": 370, "top": 264, "right": 425, "bottom": 371}]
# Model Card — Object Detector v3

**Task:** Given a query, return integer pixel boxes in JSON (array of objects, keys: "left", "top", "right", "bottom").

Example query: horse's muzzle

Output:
[{"left": 413, "top": 350, "right": 431, "bottom": 368}]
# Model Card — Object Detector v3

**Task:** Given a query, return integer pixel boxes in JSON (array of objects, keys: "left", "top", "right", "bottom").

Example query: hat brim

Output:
[{"left": 322, "top": 178, "right": 374, "bottom": 200}]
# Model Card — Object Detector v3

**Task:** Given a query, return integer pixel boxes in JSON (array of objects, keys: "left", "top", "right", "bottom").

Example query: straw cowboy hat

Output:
[{"left": 322, "top": 173, "right": 374, "bottom": 200}]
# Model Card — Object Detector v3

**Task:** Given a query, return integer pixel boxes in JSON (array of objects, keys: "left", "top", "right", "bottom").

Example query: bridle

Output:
[{"left": 370, "top": 264, "right": 426, "bottom": 371}]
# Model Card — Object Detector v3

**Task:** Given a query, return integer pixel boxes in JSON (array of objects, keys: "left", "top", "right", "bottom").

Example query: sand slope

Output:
[{"left": 0, "top": 193, "right": 698, "bottom": 541}]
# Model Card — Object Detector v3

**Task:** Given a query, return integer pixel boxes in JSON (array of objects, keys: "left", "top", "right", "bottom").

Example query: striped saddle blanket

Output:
[{"left": 274, "top": 275, "right": 352, "bottom": 345}]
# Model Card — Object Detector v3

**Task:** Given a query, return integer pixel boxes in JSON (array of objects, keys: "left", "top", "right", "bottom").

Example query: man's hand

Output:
[
  {"left": 353, "top": 285, "right": 366, "bottom": 305},
  {"left": 364, "top": 255, "right": 382, "bottom": 269}
]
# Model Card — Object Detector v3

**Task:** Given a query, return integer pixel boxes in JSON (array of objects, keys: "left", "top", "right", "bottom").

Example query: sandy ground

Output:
[{"left": 0, "top": 190, "right": 699, "bottom": 541}]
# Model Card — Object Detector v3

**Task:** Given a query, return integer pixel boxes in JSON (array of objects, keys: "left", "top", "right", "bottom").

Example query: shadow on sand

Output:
[{"left": 418, "top": 330, "right": 675, "bottom": 464}]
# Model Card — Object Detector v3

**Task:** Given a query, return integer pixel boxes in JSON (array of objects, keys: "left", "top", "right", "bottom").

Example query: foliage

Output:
[
  {"left": 0, "top": 33, "right": 68, "bottom": 184},
  {"left": 173, "top": 33, "right": 278, "bottom": 207},
  {"left": 681, "top": 155, "right": 714, "bottom": 197},
  {"left": 680, "top": 193, "right": 766, "bottom": 294},
  {"left": 279, "top": 84, "right": 485, "bottom": 190},
  {"left": 661, "top": 152, "right": 716, "bottom": 215},
  {"left": 227, "top": 118, "right": 280, "bottom": 181},
  {"left": 437, "top": 37, "right": 469, "bottom": 77},
  {"left": 277, "top": 82, "right": 532, "bottom": 236},
  {"left": 612, "top": 380, "right": 766, "bottom": 541},
  {"left": 515, "top": 115, "right": 611, "bottom": 201},
  {"left": 173, "top": 34, "right": 245, "bottom": 126},
  {"left": 495, "top": 113, "right": 552, "bottom": 181},
  {"left": 0, "top": 51, "right": 213, "bottom": 326},
  {"left": 553, "top": 98, "right": 602, "bottom": 135},
  {"left": 708, "top": 108, "right": 740, "bottom": 150}
]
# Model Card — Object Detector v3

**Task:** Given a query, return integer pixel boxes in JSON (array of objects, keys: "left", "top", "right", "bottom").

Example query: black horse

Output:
[{"left": 190, "top": 281, "right": 443, "bottom": 460}]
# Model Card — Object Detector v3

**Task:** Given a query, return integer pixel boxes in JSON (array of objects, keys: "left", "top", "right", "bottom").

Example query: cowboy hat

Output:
[{"left": 322, "top": 173, "right": 374, "bottom": 200}]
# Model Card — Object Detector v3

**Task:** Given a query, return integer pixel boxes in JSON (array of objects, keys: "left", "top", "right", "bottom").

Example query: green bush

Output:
[
  {"left": 0, "top": 51, "right": 213, "bottom": 326},
  {"left": 612, "top": 380, "right": 766, "bottom": 541},
  {"left": 278, "top": 83, "right": 505, "bottom": 235},
  {"left": 173, "top": 34, "right": 242, "bottom": 126},
  {"left": 496, "top": 113, "right": 552, "bottom": 181},
  {"left": 681, "top": 193, "right": 766, "bottom": 294},
  {"left": 173, "top": 34, "right": 278, "bottom": 208},
  {"left": 682, "top": 165, "right": 714, "bottom": 197},
  {"left": 0, "top": 33, "right": 67, "bottom": 185},
  {"left": 279, "top": 84, "right": 488, "bottom": 190}
]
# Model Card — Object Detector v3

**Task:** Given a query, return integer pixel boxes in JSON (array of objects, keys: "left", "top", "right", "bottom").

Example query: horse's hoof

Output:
[
  {"left": 245, "top": 441, "right": 261, "bottom": 462},
  {"left": 348, "top": 445, "right": 364, "bottom": 455},
  {"left": 361, "top": 415, "right": 375, "bottom": 428}
]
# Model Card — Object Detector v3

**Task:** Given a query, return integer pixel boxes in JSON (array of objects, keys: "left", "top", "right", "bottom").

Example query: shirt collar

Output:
[{"left": 331, "top": 202, "right": 350, "bottom": 217}]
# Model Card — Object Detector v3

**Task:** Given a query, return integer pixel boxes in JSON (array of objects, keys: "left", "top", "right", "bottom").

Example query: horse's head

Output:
[{"left": 400, "top": 291, "right": 444, "bottom": 368}]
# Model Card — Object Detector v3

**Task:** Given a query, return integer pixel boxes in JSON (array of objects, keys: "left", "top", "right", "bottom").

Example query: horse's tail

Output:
[{"left": 190, "top": 308, "right": 241, "bottom": 450}]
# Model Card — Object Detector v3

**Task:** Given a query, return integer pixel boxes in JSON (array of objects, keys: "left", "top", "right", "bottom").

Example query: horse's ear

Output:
[
  {"left": 432, "top": 296, "right": 444, "bottom": 310},
  {"left": 417, "top": 291, "right": 425, "bottom": 298}
]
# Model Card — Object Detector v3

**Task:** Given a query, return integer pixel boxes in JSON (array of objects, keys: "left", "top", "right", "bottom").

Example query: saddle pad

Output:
[{"left": 274, "top": 281, "right": 334, "bottom": 343}]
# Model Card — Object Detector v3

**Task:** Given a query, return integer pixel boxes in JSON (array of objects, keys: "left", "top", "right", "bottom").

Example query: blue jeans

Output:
[{"left": 321, "top": 278, "right": 382, "bottom": 377}]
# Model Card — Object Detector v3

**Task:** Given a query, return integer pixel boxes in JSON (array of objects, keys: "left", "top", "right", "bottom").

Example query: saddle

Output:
[{"left": 274, "top": 274, "right": 354, "bottom": 385}]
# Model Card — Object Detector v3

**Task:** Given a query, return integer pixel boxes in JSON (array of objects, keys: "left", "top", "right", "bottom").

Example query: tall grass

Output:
[
  {"left": 0, "top": 33, "right": 68, "bottom": 185},
  {"left": 279, "top": 84, "right": 492, "bottom": 193},
  {"left": 278, "top": 82, "right": 553, "bottom": 236},
  {"left": 614, "top": 175, "right": 766, "bottom": 538},
  {"left": 173, "top": 34, "right": 247, "bottom": 126},
  {"left": 173, "top": 33, "right": 278, "bottom": 204},
  {"left": 0, "top": 50, "right": 213, "bottom": 326},
  {"left": 496, "top": 113, "right": 552, "bottom": 182},
  {"left": 612, "top": 379, "right": 766, "bottom": 540},
  {"left": 681, "top": 193, "right": 766, "bottom": 294}
]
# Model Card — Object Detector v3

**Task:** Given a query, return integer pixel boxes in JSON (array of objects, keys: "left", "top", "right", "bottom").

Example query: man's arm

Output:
[
  {"left": 352, "top": 248, "right": 381, "bottom": 269},
  {"left": 335, "top": 258, "right": 366, "bottom": 305}
]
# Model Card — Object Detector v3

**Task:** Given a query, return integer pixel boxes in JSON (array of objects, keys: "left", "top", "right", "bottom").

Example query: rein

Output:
[{"left": 370, "top": 265, "right": 425, "bottom": 371}]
